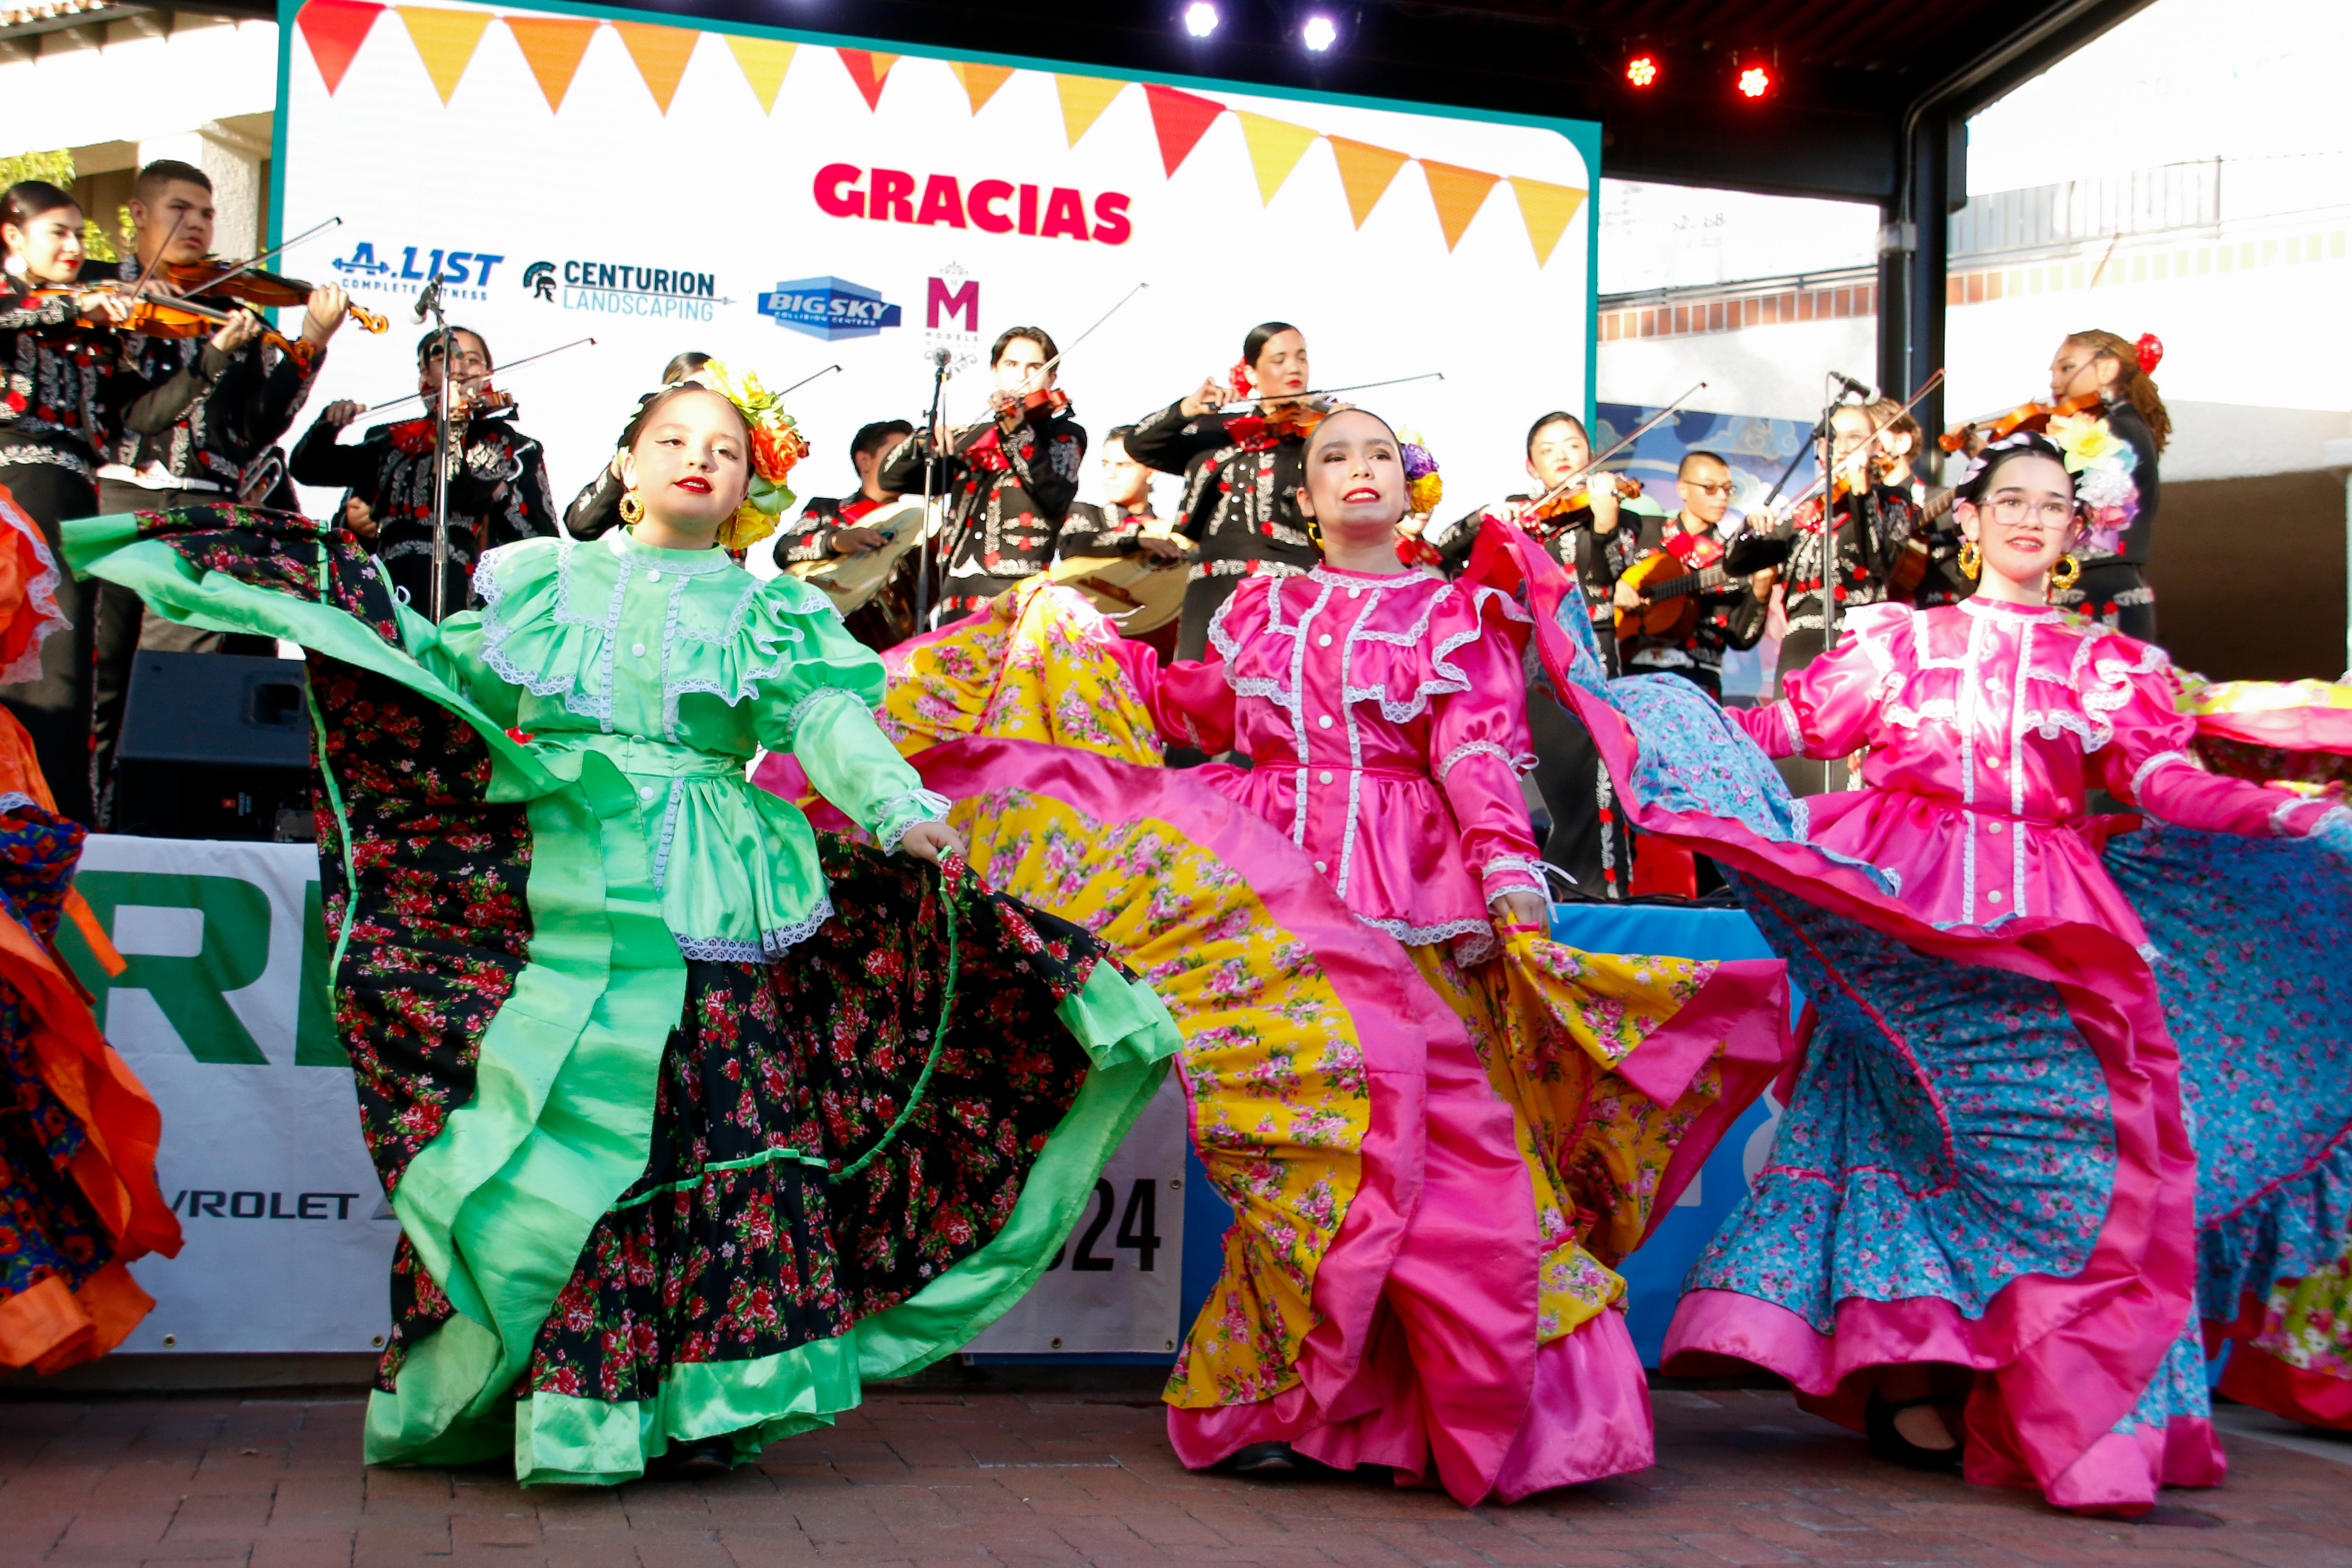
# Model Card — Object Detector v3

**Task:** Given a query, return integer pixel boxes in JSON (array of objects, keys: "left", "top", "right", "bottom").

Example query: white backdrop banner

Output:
[
  {"left": 272, "top": 0, "right": 1598, "bottom": 528},
  {"left": 57, "top": 834, "right": 1192, "bottom": 1356}
]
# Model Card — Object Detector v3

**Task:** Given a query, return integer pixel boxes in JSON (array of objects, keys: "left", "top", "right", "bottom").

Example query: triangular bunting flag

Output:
[
  {"left": 1140, "top": 82, "right": 1224, "bottom": 177},
  {"left": 725, "top": 35, "right": 795, "bottom": 113},
  {"left": 1419, "top": 159, "right": 1502, "bottom": 251},
  {"left": 948, "top": 60, "right": 1013, "bottom": 114},
  {"left": 393, "top": 7, "right": 492, "bottom": 105},
  {"left": 1054, "top": 74, "right": 1126, "bottom": 146},
  {"left": 836, "top": 47, "right": 899, "bottom": 110},
  {"left": 1508, "top": 176, "right": 1588, "bottom": 266},
  {"left": 611, "top": 20, "right": 699, "bottom": 114},
  {"left": 1233, "top": 111, "right": 1318, "bottom": 204},
  {"left": 503, "top": 15, "right": 597, "bottom": 114},
  {"left": 1327, "top": 136, "right": 1410, "bottom": 228},
  {"left": 296, "top": 0, "right": 381, "bottom": 95}
]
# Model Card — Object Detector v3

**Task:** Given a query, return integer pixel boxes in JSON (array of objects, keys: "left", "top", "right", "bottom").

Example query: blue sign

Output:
[{"left": 757, "top": 276, "right": 903, "bottom": 341}]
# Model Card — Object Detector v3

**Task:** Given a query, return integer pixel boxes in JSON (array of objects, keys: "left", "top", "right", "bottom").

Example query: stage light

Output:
[
  {"left": 1301, "top": 13, "right": 1337, "bottom": 51},
  {"left": 1625, "top": 52, "right": 1658, "bottom": 88},
  {"left": 1736, "top": 62, "right": 1773, "bottom": 99},
  {"left": 1182, "top": 2, "right": 1218, "bottom": 37}
]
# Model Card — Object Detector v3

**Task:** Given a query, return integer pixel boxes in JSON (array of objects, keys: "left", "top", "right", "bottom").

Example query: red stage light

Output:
[
  {"left": 1625, "top": 53, "right": 1658, "bottom": 88},
  {"left": 1736, "top": 63, "right": 1772, "bottom": 99}
]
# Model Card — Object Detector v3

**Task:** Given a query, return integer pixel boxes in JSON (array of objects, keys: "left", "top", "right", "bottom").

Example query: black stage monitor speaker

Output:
[{"left": 114, "top": 651, "right": 313, "bottom": 841}]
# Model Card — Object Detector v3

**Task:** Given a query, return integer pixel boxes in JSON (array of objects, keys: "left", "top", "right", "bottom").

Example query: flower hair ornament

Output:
[
  {"left": 2134, "top": 332, "right": 2164, "bottom": 375},
  {"left": 697, "top": 359, "right": 810, "bottom": 551},
  {"left": 1389, "top": 433, "right": 1448, "bottom": 568},
  {"left": 1226, "top": 359, "right": 1256, "bottom": 404}
]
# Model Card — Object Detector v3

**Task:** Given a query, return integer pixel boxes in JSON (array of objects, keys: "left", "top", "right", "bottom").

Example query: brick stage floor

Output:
[{"left": 5, "top": 1385, "right": 2350, "bottom": 1567}]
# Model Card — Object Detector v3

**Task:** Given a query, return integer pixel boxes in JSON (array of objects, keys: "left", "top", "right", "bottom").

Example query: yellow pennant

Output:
[
  {"left": 1233, "top": 111, "right": 1318, "bottom": 205},
  {"left": 393, "top": 6, "right": 491, "bottom": 105},
  {"left": 1054, "top": 74, "right": 1127, "bottom": 146},
  {"left": 1509, "top": 176, "right": 1588, "bottom": 267},
  {"left": 725, "top": 35, "right": 795, "bottom": 113}
]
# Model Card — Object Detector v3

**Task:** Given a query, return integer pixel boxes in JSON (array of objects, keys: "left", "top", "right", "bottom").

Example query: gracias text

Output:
[{"left": 813, "top": 165, "right": 1134, "bottom": 245}]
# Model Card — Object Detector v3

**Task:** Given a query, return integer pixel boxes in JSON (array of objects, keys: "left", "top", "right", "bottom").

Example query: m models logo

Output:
[
  {"left": 329, "top": 242, "right": 506, "bottom": 302},
  {"left": 523, "top": 259, "right": 727, "bottom": 321},
  {"left": 757, "top": 276, "right": 903, "bottom": 341}
]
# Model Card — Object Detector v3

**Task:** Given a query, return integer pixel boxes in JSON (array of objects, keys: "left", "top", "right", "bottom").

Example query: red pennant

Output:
[
  {"left": 297, "top": 0, "right": 384, "bottom": 94},
  {"left": 1141, "top": 83, "right": 1224, "bottom": 177},
  {"left": 836, "top": 47, "right": 897, "bottom": 110}
]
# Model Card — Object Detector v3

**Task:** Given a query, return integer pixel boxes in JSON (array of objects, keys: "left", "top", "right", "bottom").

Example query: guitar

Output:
[
  {"left": 1046, "top": 518, "right": 1196, "bottom": 632},
  {"left": 785, "top": 498, "right": 932, "bottom": 614},
  {"left": 1614, "top": 533, "right": 1790, "bottom": 642}
]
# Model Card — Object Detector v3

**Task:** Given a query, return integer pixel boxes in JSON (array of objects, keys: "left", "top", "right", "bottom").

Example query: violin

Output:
[
  {"left": 27, "top": 282, "right": 327, "bottom": 370},
  {"left": 1528, "top": 472, "right": 1643, "bottom": 526},
  {"left": 1256, "top": 399, "right": 1329, "bottom": 440},
  {"left": 1937, "top": 392, "right": 2101, "bottom": 453},
  {"left": 988, "top": 385, "right": 1072, "bottom": 421},
  {"left": 159, "top": 256, "right": 390, "bottom": 336}
]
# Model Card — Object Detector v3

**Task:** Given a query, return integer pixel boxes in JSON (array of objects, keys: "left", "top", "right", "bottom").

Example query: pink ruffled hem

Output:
[{"left": 1170, "top": 1307, "right": 1656, "bottom": 1504}]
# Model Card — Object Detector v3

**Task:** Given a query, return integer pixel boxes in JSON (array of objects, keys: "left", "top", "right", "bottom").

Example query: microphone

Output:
[
  {"left": 930, "top": 347, "right": 953, "bottom": 371},
  {"left": 1831, "top": 371, "right": 1876, "bottom": 400},
  {"left": 410, "top": 273, "right": 443, "bottom": 327}
]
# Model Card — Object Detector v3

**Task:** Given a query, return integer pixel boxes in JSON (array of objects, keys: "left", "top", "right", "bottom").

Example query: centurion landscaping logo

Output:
[
  {"left": 757, "top": 276, "right": 904, "bottom": 341},
  {"left": 523, "top": 258, "right": 728, "bottom": 320}
]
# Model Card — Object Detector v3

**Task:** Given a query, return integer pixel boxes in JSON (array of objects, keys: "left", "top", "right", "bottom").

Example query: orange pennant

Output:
[
  {"left": 1233, "top": 111, "right": 1318, "bottom": 204},
  {"left": 1327, "top": 136, "right": 1409, "bottom": 228},
  {"left": 837, "top": 47, "right": 898, "bottom": 109},
  {"left": 1419, "top": 159, "right": 1501, "bottom": 250},
  {"left": 393, "top": 6, "right": 491, "bottom": 104},
  {"left": 948, "top": 60, "right": 1014, "bottom": 114},
  {"left": 1054, "top": 74, "right": 1126, "bottom": 146},
  {"left": 1509, "top": 176, "right": 1588, "bottom": 267},
  {"left": 725, "top": 35, "right": 795, "bottom": 112},
  {"left": 503, "top": 15, "right": 597, "bottom": 114},
  {"left": 611, "top": 20, "right": 698, "bottom": 114}
]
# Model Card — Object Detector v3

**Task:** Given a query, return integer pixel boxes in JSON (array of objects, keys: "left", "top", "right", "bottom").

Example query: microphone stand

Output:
[
  {"left": 915, "top": 350, "right": 951, "bottom": 631},
  {"left": 415, "top": 272, "right": 453, "bottom": 623},
  {"left": 1805, "top": 375, "right": 1844, "bottom": 795}
]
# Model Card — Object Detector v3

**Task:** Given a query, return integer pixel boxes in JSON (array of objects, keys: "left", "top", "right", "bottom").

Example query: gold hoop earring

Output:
[
  {"left": 2048, "top": 553, "right": 2081, "bottom": 591},
  {"left": 1306, "top": 514, "right": 1325, "bottom": 550},
  {"left": 618, "top": 490, "right": 644, "bottom": 525},
  {"left": 1957, "top": 539, "right": 1981, "bottom": 580}
]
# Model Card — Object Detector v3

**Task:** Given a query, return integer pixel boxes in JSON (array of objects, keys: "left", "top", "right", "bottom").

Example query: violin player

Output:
[
  {"left": 1771, "top": 399, "right": 1922, "bottom": 688},
  {"left": 86, "top": 159, "right": 354, "bottom": 827},
  {"left": 291, "top": 324, "right": 557, "bottom": 619},
  {"left": 2041, "top": 330, "right": 2169, "bottom": 638},
  {"left": 875, "top": 324, "right": 1085, "bottom": 626},
  {"left": 1123, "top": 321, "right": 1324, "bottom": 663},
  {"left": 1, "top": 176, "right": 246, "bottom": 823}
]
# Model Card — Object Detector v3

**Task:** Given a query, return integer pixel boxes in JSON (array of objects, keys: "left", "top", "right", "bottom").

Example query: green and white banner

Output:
[{"left": 55, "top": 834, "right": 1183, "bottom": 1357}]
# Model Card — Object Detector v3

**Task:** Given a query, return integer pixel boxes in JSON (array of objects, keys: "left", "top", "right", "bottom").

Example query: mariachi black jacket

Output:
[
  {"left": 0, "top": 282, "right": 206, "bottom": 480},
  {"left": 875, "top": 409, "right": 1085, "bottom": 608},
  {"left": 1124, "top": 400, "right": 1320, "bottom": 599},
  {"left": 1781, "top": 483, "right": 1924, "bottom": 640},
  {"left": 1616, "top": 514, "right": 1770, "bottom": 682},
  {"left": 291, "top": 404, "right": 556, "bottom": 616}
]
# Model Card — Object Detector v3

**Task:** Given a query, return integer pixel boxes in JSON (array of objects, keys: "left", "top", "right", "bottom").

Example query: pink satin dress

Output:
[
  {"left": 1733, "top": 597, "right": 2333, "bottom": 942},
  {"left": 1146, "top": 565, "right": 1547, "bottom": 950}
]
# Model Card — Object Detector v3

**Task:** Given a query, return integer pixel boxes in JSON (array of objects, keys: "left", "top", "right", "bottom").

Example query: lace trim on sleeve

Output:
[
  {"left": 1774, "top": 697, "right": 1805, "bottom": 752},
  {"left": 874, "top": 788, "right": 954, "bottom": 853},
  {"left": 1435, "top": 739, "right": 1537, "bottom": 784},
  {"left": 2127, "top": 748, "right": 2194, "bottom": 801},
  {"left": 2272, "top": 796, "right": 2331, "bottom": 837},
  {"left": 1478, "top": 853, "right": 1549, "bottom": 892}
]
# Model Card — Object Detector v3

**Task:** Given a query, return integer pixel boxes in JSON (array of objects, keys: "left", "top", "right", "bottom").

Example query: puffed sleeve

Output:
[
  {"left": 753, "top": 581, "right": 948, "bottom": 852},
  {"left": 1429, "top": 596, "right": 1544, "bottom": 900},
  {"left": 2100, "top": 662, "right": 2333, "bottom": 838},
  {"left": 1736, "top": 603, "right": 1907, "bottom": 760}
]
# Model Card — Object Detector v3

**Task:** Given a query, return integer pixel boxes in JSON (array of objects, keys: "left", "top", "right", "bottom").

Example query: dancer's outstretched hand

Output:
[{"left": 898, "top": 820, "right": 966, "bottom": 864}]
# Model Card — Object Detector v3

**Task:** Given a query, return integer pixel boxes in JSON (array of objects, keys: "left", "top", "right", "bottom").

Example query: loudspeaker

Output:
[{"left": 113, "top": 652, "right": 314, "bottom": 841}]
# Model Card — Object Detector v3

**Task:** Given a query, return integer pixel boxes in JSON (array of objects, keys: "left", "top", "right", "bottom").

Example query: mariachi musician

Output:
[
  {"left": 291, "top": 325, "right": 557, "bottom": 618},
  {"left": 2041, "top": 330, "right": 2168, "bottom": 638},
  {"left": 1773, "top": 400, "right": 1922, "bottom": 687},
  {"left": 86, "top": 159, "right": 352, "bottom": 827},
  {"left": 1612, "top": 449, "right": 1773, "bottom": 700},
  {"left": 875, "top": 325, "right": 1085, "bottom": 625},
  {"left": 773, "top": 417, "right": 915, "bottom": 649},
  {"left": 1123, "top": 321, "right": 1324, "bottom": 662}
]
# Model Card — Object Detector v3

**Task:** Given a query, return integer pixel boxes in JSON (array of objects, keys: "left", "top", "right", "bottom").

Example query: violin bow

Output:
[
  {"left": 1774, "top": 369, "right": 1946, "bottom": 517},
  {"left": 1229, "top": 370, "right": 1448, "bottom": 408},
  {"left": 776, "top": 364, "right": 841, "bottom": 398},
  {"left": 952, "top": 280, "right": 1151, "bottom": 434},
  {"left": 123, "top": 210, "right": 186, "bottom": 300},
  {"left": 1523, "top": 380, "right": 1706, "bottom": 532},
  {"left": 360, "top": 336, "right": 598, "bottom": 414},
  {"left": 179, "top": 216, "right": 346, "bottom": 300}
]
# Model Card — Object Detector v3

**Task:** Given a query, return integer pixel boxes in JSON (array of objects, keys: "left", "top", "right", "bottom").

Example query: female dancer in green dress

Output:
[{"left": 67, "top": 370, "right": 1178, "bottom": 1483}]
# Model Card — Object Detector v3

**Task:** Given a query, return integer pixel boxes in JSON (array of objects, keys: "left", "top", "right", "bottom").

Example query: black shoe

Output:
[
  {"left": 1865, "top": 1389, "right": 1962, "bottom": 1473},
  {"left": 1229, "top": 1440, "right": 1301, "bottom": 1477},
  {"left": 651, "top": 1434, "right": 736, "bottom": 1477}
]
